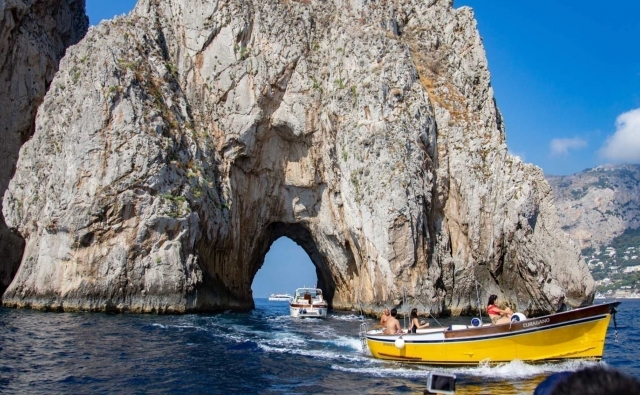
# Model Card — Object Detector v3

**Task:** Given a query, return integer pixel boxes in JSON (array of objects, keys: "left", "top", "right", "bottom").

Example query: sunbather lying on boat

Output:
[{"left": 487, "top": 294, "right": 513, "bottom": 325}]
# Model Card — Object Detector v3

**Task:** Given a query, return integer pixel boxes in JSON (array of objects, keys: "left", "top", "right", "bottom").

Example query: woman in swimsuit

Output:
[
  {"left": 409, "top": 308, "right": 430, "bottom": 333},
  {"left": 487, "top": 294, "right": 513, "bottom": 325}
]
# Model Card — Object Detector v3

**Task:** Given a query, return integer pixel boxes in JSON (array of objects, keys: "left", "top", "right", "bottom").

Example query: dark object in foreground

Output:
[
  {"left": 534, "top": 365, "right": 640, "bottom": 395},
  {"left": 424, "top": 372, "right": 456, "bottom": 394}
]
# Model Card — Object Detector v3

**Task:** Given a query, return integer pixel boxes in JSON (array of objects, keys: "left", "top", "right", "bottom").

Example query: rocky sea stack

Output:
[
  {"left": 1, "top": 0, "right": 594, "bottom": 314},
  {"left": 0, "top": 0, "right": 88, "bottom": 294}
]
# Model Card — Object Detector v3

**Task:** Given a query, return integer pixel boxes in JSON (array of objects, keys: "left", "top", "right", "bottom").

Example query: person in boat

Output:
[
  {"left": 487, "top": 294, "right": 513, "bottom": 325},
  {"left": 303, "top": 291, "right": 312, "bottom": 303},
  {"left": 409, "top": 308, "right": 430, "bottom": 333},
  {"left": 384, "top": 308, "right": 403, "bottom": 334},
  {"left": 376, "top": 308, "right": 390, "bottom": 328}
]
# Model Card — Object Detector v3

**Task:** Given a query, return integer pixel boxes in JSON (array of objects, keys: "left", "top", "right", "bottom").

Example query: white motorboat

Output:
[
  {"left": 289, "top": 287, "right": 328, "bottom": 318},
  {"left": 268, "top": 293, "right": 292, "bottom": 301}
]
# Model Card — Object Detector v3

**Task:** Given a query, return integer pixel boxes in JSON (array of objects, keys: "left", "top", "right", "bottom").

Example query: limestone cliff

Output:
[
  {"left": 0, "top": 0, "right": 88, "bottom": 294},
  {"left": 2, "top": 0, "right": 594, "bottom": 315},
  {"left": 548, "top": 164, "right": 640, "bottom": 250}
]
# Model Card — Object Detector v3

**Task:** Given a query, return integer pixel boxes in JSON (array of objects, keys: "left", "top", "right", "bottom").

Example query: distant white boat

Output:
[
  {"left": 289, "top": 287, "right": 328, "bottom": 318},
  {"left": 268, "top": 293, "right": 292, "bottom": 301}
]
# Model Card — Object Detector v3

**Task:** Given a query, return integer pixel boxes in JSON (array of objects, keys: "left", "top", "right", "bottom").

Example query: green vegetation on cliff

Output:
[{"left": 584, "top": 228, "right": 640, "bottom": 295}]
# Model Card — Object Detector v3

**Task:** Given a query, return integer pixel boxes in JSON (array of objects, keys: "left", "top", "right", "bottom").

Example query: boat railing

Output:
[
  {"left": 413, "top": 327, "right": 448, "bottom": 334},
  {"left": 359, "top": 322, "right": 369, "bottom": 354}
]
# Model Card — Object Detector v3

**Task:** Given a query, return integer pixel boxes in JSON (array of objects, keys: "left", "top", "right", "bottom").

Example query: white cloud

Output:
[
  {"left": 549, "top": 137, "right": 587, "bottom": 156},
  {"left": 599, "top": 108, "right": 640, "bottom": 163}
]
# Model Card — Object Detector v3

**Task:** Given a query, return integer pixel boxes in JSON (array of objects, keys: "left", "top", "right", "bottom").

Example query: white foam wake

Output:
[{"left": 331, "top": 359, "right": 604, "bottom": 380}]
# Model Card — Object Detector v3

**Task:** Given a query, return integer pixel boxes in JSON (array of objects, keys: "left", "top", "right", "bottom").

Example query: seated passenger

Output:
[
  {"left": 384, "top": 308, "right": 403, "bottom": 334},
  {"left": 409, "top": 308, "right": 430, "bottom": 333},
  {"left": 487, "top": 294, "right": 513, "bottom": 325},
  {"left": 375, "top": 308, "right": 391, "bottom": 328}
]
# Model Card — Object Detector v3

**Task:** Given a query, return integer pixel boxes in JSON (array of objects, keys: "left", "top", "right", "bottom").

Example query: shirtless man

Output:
[
  {"left": 384, "top": 308, "right": 403, "bottom": 334},
  {"left": 379, "top": 308, "right": 390, "bottom": 326}
]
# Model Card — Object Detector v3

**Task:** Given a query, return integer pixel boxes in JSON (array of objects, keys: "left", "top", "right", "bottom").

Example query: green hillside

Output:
[{"left": 583, "top": 228, "right": 640, "bottom": 295}]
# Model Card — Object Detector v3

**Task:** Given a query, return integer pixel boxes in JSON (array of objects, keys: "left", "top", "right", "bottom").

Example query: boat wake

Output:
[
  {"left": 329, "top": 313, "right": 365, "bottom": 321},
  {"left": 332, "top": 358, "right": 604, "bottom": 380},
  {"left": 455, "top": 359, "right": 602, "bottom": 379}
]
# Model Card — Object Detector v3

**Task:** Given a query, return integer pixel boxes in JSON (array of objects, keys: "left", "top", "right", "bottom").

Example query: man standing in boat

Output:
[{"left": 384, "top": 308, "right": 403, "bottom": 334}]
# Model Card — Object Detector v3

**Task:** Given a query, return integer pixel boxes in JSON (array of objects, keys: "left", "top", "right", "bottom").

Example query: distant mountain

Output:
[{"left": 547, "top": 164, "right": 640, "bottom": 250}]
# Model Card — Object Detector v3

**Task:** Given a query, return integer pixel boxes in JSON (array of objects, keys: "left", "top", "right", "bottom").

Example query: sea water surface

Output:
[{"left": 0, "top": 298, "right": 638, "bottom": 394}]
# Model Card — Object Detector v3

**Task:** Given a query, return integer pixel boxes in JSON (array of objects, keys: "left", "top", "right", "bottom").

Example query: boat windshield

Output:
[{"left": 295, "top": 288, "right": 322, "bottom": 298}]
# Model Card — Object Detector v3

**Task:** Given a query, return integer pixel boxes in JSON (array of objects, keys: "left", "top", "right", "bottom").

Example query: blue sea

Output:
[{"left": 0, "top": 298, "right": 638, "bottom": 394}]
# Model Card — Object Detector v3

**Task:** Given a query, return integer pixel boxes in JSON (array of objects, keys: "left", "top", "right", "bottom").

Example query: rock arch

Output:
[
  {"left": 250, "top": 223, "right": 337, "bottom": 304},
  {"left": 2, "top": 0, "right": 594, "bottom": 314}
]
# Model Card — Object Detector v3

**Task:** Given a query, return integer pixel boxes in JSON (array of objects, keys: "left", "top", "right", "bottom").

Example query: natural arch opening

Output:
[
  {"left": 250, "top": 222, "right": 336, "bottom": 306},
  {"left": 252, "top": 237, "right": 317, "bottom": 299}
]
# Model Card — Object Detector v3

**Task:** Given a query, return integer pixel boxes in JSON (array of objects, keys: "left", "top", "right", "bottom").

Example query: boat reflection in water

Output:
[{"left": 362, "top": 301, "right": 620, "bottom": 365}]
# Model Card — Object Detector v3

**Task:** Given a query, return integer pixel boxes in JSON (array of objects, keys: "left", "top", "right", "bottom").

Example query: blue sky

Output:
[
  {"left": 86, "top": 1, "right": 640, "bottom": 295},
  {"left": 455, "top": 0, "right": 640, "bottom": 175},
  {"left": 86, "top": 0, "right": 135, "bottom": 25}
]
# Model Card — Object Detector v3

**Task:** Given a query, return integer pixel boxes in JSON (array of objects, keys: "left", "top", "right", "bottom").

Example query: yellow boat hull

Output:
[{"left": 366, "top": 310, "right": 614, "bottom": 365}]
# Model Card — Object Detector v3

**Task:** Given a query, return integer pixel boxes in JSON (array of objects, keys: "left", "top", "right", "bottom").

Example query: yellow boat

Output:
[{"left": 362, "top": 301, "right": 619, "bottom": 365}]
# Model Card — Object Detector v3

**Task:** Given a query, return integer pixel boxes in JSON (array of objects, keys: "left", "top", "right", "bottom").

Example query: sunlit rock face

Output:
[
  {"left": 547, "top": 164, "right": 640, "bottom": 250},
  {"left": 0, "top": 0, "right": 88, "bottom": 294},
  {"left": 2, "top": 0, "right": 593, "bottom": 314}
]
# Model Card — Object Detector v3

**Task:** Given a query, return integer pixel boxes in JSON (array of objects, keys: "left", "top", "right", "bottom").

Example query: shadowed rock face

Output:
[
  {"left": 0, "top": 0, "right": 88, "bottom": 294},
  {"left": 2, "top": 0, "right": 594, "bottom": 315}
]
